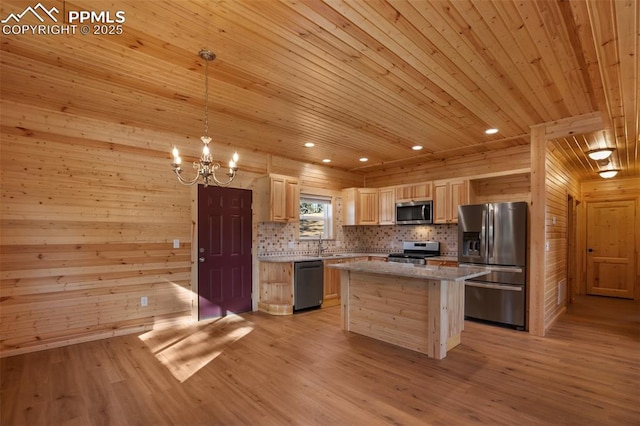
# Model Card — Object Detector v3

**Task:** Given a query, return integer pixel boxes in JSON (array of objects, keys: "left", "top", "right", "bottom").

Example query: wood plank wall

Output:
[
  {"left": 364, "top": 144, "right": 531, "bottom": 187},
  {"left": 544, "top": 147, "right": 581, "bottom": 329},
  {"left": 0, "top": 100, "right": 362, "bottom": 357}
]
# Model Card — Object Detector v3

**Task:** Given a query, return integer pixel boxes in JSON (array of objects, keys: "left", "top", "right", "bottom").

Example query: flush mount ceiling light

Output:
[
  {"left": 599, "top": 169, "right": 620, "bottom": 179},
  {"left": 322, "top": 159, "right": 331, "bottom": 163},
  {"left": 485, "top": 128, "right": 499, "bottom": 135},
  {"left": 412, "top": 145, "right": 423, "bottom": 151},
  {"left": 359, "top": 157, "right": 368, "bottom": 162},
  {"left": 587, "top": 148, "right": 614, "bottom": 161},
  {"left": 304, "top": 142, "right": 315, "bottom": 147},
  {"left": 171, "top": 49, "right": 238, "bottom": 187}
]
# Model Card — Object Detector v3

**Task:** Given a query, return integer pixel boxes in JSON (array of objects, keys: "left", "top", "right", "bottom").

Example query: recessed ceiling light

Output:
[
  {"left": 412, "top": 145, "right": 423, "bottom": 151},
  {"left": 485, "top": 128, "right": 499, "bottom": 135},
  {"left": 359, "top": 157, "right": 368, "bottom": 162},
  {"left": 304, "top": 142, "right": 315, "bottom": 148},
  {"left": 587, "top": 148, "right": 614, "bottom": 160},
  {"left": 322, "top": 159, "right": 331, "bottom": 163}
]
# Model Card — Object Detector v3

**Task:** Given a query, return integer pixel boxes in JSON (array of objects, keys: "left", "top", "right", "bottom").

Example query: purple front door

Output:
[{"left": 197, "top": 185, "right": 252, "bottom": 319}]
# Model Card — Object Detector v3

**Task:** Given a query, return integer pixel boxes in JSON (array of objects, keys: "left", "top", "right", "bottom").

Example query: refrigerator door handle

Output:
[
  {"left": 480, "top": 208, "right": 487, "bottom": 259},
  {"left": 465, "top": 281, "right": 523, "bottom": 291},
  {"left": 487, "top": 205, "right": 495, "bottom": 262}
]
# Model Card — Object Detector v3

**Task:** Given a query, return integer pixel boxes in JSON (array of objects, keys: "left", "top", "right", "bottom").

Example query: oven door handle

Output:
[{"left": 465, "top": 281, "right": 523, "bottom": 291}]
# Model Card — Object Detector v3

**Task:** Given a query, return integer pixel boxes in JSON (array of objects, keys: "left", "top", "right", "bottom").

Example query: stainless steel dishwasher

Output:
[{"left": 294, "top": 260, "right": 323, "bottom": 312}]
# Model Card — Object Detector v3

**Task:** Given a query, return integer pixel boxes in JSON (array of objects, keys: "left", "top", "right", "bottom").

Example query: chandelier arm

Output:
[
  {"left": 173, "top": 168, "right": 200, "bottom": 186},
  {"left": 207, "top": 162, "right": 233, "bottom": 187}
]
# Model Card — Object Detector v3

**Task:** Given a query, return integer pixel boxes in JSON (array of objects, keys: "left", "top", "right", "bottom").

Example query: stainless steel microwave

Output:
[{"left": 396, "top": 200, "right": 433, "bottom": 225}]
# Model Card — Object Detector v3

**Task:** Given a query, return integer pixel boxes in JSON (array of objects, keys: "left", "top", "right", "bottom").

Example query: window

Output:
[{"left": 299, "top": 194, "right": 333, "bottom": 239}]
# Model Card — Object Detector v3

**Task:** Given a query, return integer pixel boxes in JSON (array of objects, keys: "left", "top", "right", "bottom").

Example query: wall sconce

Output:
[{"left": 587, "top": 148, "right": 614, "bottom": 161}]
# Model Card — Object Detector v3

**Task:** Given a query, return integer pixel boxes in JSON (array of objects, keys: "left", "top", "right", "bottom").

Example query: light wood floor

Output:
[{"left": 2, "top": 295, "right": 639, "bottom": 425}]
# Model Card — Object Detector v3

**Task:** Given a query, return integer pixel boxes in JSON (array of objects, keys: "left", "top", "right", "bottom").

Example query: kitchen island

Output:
[{"left": 329, "top": 261, "right": 489, "bottom": 359}]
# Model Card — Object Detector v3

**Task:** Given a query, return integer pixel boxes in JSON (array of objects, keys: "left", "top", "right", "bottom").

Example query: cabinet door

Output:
[
  {"left": 323, "top": 259, "right": 342, "bottom": 306},
  {"left": 449, "top": 180, "right": 467, "bottom": 224},
  {"left": 433, "top": 183, "right": 448, "bottom": 224},
  {"left": 284, "top": 178, "right": 299, "bottom": 221},
  {"left": 434, "top": 180, "right": 467, "bottom": 224},
  {"left": 357, "top": 189, "right": 379, "bottom": 225},
  {"left": 271, "top": 176, "right": 287, "bottom": 221},
  {"left": 395, "top": 182, "right": 432, "bottom": 202},
  {"left": 379, "top": 187, "right": 395, "bottom": 225},
  {"left": 322, "top": 257, "right": 368, "bottom": 307}
]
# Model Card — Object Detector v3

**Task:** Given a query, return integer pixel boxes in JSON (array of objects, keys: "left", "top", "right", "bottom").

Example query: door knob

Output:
[{"left": 199, "top": 257, "right": 205, "bottom": 262}]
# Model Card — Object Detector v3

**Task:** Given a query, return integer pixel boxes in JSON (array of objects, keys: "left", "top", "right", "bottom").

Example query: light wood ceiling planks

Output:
[{"left": 0, "top": 0, "right": 637, "bottom": 178}]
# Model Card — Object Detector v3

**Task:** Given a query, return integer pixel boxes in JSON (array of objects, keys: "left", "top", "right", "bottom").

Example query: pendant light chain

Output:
[
  {"left": 203, "top": 57, "right": 209, "bottom": 138},
  {"left": 170, "top": 49, "right": 239, "bottom": 187}
]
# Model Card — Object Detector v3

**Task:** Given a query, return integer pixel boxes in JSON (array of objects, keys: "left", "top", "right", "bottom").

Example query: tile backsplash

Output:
[{"left": 257, "top": 194, "right": 458, "bottom": 257}]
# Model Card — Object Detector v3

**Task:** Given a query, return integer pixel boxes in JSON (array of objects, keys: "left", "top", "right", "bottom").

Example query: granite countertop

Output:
[
  {"left": 328, "top": 260, "right": 489, "bottom": 282},
  {"left": 426, "top": 256, "right": 458, "bottom": 262},
  {"left": 258, "top": 253, "right": 389, "bottom": 263}
]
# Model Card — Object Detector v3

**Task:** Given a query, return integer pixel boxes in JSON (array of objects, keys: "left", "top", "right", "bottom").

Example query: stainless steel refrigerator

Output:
[{"left": 458, "top": 202, "right": 527, "bottom": 329}]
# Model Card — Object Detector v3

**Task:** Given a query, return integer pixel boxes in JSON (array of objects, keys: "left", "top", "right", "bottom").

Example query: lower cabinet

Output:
[
  {"left": 258, "top": 261, "right": 293, "bottom": 315},
  {"left": 322, "top": 256, "right": 369, "bottom": 307}
]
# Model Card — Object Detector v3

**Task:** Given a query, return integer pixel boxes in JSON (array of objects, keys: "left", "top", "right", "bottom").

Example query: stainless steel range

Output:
[{"left": 387, "top": 241, "right": 440, "bottom": 265}]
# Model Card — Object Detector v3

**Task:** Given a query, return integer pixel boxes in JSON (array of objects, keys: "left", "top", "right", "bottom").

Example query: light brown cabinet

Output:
[
  {"left": 395, "top": 182, "right": 432, "bottom": 202},
  {"left": 434, "top": 179, "right": 468, "bottom": 224},
  {"left": 378, "top": 186, "right": 396, "bottom": 225},
  {"left": 256, "top": 174, "right": 299, "bottom": 222},
  {"left": 322, "top": 256, "right": 371, "bottom": 307},
  {"left": 258, "top": 261, "right": 294, "bottom": 315},
  {"left": 342, "top": 188, "right": 379, "bottom": 225}
]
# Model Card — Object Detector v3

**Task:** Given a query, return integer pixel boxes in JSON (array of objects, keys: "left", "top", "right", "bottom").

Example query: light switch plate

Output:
[{"left": 173, "top": 239, "right": 180, "bottom": 249}]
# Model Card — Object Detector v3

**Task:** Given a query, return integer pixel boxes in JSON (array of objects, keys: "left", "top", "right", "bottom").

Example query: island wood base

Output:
[{"left": 340, "top": 270, "right": 465, "bottom": 359}]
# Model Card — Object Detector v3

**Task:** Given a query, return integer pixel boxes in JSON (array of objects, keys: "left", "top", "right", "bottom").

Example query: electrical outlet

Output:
[
  {"left": 288, "top": 241, "right": 294, "bottom": 249},
  {"left": 173, "top": 239, "right": 180, "bottom": 249},
  {"left": 545, "top": 242, "right": 550, "bottom": 251},
  {"left": 141, "top": 296, "right": 148, "bottom": 307}
]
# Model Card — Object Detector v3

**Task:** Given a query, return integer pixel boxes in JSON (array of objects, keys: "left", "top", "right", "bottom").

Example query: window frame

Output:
[{"left": 298, "top": 193, "right": 334, "bottom": 240}]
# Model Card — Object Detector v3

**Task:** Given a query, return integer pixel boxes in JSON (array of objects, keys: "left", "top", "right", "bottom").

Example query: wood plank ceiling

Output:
[{"left": 1, "top": 0, "right": 638, "bottom": 179}]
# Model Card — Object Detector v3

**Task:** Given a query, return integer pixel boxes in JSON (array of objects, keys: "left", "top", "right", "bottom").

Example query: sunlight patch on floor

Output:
[{"left": 138, "top": 314, "right": 254, "bottom": 382}]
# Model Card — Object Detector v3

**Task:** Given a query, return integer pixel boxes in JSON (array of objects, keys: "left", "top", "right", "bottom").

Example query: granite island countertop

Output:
[
  {"left": 258, "top": 253, "right": 389, "bottom": 263},
  {"left": 329, "top": 260, "right": 489, "bottom": 282}
]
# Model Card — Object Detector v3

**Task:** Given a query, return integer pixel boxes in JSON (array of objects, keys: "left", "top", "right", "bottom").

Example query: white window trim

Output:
[{"left": 299, "top": 193, "right": 334, "bottom": 240}]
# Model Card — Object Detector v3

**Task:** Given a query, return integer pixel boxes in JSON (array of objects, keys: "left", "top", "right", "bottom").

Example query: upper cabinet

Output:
[
  {"left": 395, "top": 182, "right": 432, "bottom": 202},
  {"left": 378, "top": 186, "right": 396, "bottom": 225},
  {"left": 256, "top": 174, "right": 299, "bottom": 222},
  {"left": 343, "top": 187, "right": 379, "bottom": 225},
  {"left": 433, "top": 179, "right": 468, "bottom": 224}
]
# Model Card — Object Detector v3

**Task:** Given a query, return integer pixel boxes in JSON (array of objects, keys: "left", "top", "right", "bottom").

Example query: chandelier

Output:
[{"left": 171, "top": 50, "right": 238, "bottom": 187}]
